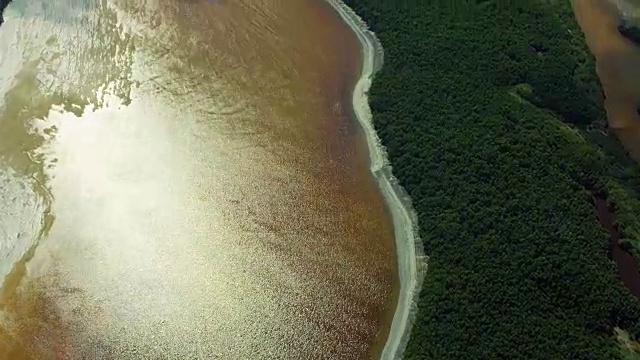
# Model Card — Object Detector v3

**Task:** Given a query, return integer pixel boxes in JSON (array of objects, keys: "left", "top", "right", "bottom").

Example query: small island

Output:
[{"left": 618, "top": 20, "right": 640, "bottom": 46}]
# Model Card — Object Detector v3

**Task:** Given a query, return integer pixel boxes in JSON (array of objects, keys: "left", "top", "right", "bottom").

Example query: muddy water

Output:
[
  {"left": 594, "top": 195, "right": 640, "bottom": 298},
  {"left": 573, "top": 0, "right": 640, "bottom": 163},
  {"left": 0, "top": 0, "right": 397, "bottom": 359}
]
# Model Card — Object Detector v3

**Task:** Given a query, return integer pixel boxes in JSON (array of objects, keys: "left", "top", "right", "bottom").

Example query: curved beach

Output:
[
  {"left": 0, "top": 1, "right": 410, "bottom": 358},
  {"left": 323, "top": 1, "right": 427, "bottom": 359}
]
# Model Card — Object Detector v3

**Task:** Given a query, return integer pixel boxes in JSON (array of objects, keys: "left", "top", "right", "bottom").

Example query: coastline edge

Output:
[{"left": 323, "top": 1, "right": 428, "bottom": 359}]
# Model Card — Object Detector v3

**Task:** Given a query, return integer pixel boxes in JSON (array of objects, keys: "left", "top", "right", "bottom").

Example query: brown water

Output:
[
  {"left": 593, "top": 194, "right": 640, "bottom": 298},
  {"left": 573, "top": 0, "right": 640, "bottom": 164},
  {"left": 0, "top": 0, "right": 397, "bottom": 358}
]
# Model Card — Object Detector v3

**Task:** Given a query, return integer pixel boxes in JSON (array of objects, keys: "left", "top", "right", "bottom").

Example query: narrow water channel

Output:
[
  {"left": 593, "top": 194, "right": 640, "bottom": 298},
  {"left": 574, "top": 0, "right": 640, "bottom": 300}
]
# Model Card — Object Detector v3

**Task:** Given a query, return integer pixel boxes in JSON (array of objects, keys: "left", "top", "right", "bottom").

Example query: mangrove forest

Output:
[{"left": 343, "top": 0, "right": 640, "bottom": 358}]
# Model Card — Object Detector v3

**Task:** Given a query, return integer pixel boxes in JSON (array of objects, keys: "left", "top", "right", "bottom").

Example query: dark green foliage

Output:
[
  {"left": 0, "top": 0, "right": 10, "bottom": 25},
  {"left": 619, "top": 20, "right": 640, "bottom": 47},
  {"left": 342, "top": 0, "right": 640, "bottom": 358}
]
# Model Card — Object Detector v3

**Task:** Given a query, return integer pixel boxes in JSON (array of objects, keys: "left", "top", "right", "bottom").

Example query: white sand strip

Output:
[{"left": 323, "top": 1, "right": 428, "bottom": 359}]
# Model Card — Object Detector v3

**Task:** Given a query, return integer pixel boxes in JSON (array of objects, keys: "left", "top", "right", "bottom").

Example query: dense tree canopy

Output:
[
  {"left": 0, "top": 0, "right": 11, "bottom": 25},
  {"left": 342, "top": 0, "right": 640, "bottom": 358}
]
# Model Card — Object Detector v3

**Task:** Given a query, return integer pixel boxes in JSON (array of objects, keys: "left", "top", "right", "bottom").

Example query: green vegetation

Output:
[
  {"left": 616, "top": 327, "right": 640, "bottom": 360},
  {"left": 619, "top": 20, "right": 640, "bottom": 46},
  {"left": 341, "top": 0, "right": 640, "bottom": 358},
  {"left": 0, "top": 0, "right": 11, "bottom": 25}
]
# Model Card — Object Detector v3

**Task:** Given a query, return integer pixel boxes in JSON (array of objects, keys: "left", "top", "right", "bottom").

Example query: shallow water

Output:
[
  {"left": 0, "top": 0, "right": 396, "bottom": 358},
  {"left": 573, "top": 0, "right": 640, "bottom": 163}
]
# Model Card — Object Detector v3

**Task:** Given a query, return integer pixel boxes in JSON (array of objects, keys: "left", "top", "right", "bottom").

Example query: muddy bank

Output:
[
  {"left": 572, "top": 0, "right": 640, "bottom": 164},
  {"left": 322, "top": 1, "right": 426, "bottom": 359}
]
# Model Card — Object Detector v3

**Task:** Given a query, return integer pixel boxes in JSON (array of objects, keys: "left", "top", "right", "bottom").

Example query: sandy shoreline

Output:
[{"left": 323, "top": 1, "right": 427, "bottom": 359}]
